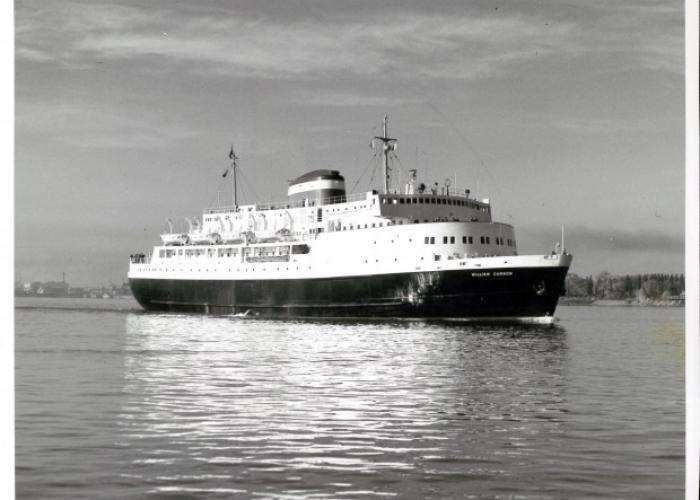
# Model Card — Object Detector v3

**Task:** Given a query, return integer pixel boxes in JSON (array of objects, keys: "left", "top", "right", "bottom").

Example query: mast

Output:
[
  {"left": 229, "top": 145, "right": 239, "bottom": 208},
  {"left": 374, "top": 115, "right": 397, "bottom": 194}
]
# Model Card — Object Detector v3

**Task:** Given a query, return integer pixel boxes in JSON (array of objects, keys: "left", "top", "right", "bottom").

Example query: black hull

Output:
[{"left": 129, "top": 266, "right": 569, "bottom": 320}]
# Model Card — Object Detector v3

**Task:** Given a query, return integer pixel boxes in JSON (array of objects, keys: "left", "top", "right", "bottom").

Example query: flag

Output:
[
  {"left": 229, "top": 146, "right": 235, "bottom": 160},
  {"left": 222, "top": 168, "right": 229, "bottom": 178}
]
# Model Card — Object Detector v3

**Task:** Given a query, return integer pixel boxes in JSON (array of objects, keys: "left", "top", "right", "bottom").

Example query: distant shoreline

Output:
[{"left": 560, "top": 297, "right": 684, "bottom": 307}]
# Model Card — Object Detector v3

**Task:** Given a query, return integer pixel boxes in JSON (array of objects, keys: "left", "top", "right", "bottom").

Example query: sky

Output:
[{"left": 14, "top": 0, "right": 685, "bottom": 286}]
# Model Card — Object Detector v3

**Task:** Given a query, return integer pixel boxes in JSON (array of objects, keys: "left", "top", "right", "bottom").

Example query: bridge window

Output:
[
  {"left": 450, "top": 236, "right": 455, "bottom": 244},
  {"left": 443, "top": 236, "right": 448, "bottom": 244},
  {"left": 486, "top": 237, "right": 490, "bottom": 244},
  {"left": 424, "top": 237, "right": 429, "bottom": 244},
  {"left": 480, "top": 236, "right": 485, "bottom": 244},
  {"left": 430, "top": 237, "right": 435, "bottom": 244}
]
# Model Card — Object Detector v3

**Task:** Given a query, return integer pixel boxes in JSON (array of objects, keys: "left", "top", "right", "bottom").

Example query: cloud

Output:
[
  {"left": 515, "top": 115, "right": 668, "bottom": 134},
  {"left": 16, "top": 100, "right": 199, "bottom": 149},
  {"left": 19, "top": 1, "right": 679, "bottom": 81},
  {"left": 63, "top": 12, "right": 565, "bottom": 80},
  {"left": 15, "top": 1, "right": 683, "bottom": 84},
  {"left": 15, "top": 47, "right": 53, "bottom": 62},
  {"left": 555, "top": 0, "right": 684, "bottom": 74},
  {"left": 522, "top": 225, "right": 683, "bottom": 254},
  {"left": 298, "top": 91, "right": 415, "bottom": 108}
]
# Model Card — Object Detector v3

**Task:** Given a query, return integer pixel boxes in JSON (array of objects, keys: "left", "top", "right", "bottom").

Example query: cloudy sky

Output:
[{"left": 15, "top": 0, "right": 684, "bottom": 286}]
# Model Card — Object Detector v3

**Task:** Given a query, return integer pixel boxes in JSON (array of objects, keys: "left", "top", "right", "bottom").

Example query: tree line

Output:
[{"left": 565, "top": 272, "right": 685, "bottom": 300}]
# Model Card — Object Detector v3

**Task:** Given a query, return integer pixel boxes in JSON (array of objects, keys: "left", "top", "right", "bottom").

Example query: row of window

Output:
[
  {"left": 158, "top": 244, "right": 310, "bottom": 259},
  {"left": 383, "top": 196, "right": 488, "bottom": 211},
  {"left": 424, "top": 236, "right": 516, "bottom": 247}
]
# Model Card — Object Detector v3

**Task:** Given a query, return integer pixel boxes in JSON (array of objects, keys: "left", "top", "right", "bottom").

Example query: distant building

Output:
[
  {"left": 68, "top": 287, "right": 87, "bottom": 298},
  {"left": 114, "top": 282, "right": 132, "bottom": 296},
  {"left": 41, "top": 281, "right": 69, "bottom": 297}
]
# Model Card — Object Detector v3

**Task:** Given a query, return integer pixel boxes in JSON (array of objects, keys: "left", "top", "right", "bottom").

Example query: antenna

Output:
[{"left": 373, "top": 115, "right": 397, "bottom": 194}]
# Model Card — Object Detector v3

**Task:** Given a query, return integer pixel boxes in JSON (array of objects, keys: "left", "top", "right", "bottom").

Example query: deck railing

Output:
[{"left": 205, "top": 191, "right": 373, "bottom": 214}]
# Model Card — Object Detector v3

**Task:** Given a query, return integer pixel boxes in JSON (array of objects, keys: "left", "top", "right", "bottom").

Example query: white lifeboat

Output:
[{"left": 160, "top": 233, "right": 190, "bottom": 246}]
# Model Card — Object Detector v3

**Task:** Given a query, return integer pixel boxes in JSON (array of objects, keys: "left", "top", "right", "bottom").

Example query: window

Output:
[
  {"left": 462, "top": 236, "right": 467, "bottom": 244},
  {"left": 424, "top": 236, "right": 429, "bottom": 244},
  {"left": 291, "top": 244, "right": 311, "bottom": 254},
  {"left": 450, "top": 236, "right": 455, "bottom": 244},
  {"left": 469, "top": 236, "right": 473, "bottom": 244},
  {"left": 486, "top": 237, "right": 490, "bottom": 244},
  {"left": 430, "top": 237, "right": 435, "bottom": 244},
  {"left": 400, "top": 198, "right": 404, "bottom": 204},
  {"left": 443, "top": 236, "right": 448, "bottom": 244},
  {"left": 480, "top": 236, "right": 485, "bottom": 244}
]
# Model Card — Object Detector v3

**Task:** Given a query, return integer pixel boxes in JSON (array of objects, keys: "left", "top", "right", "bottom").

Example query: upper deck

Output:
[{"left": 188, "top": 190, "right": 493, "bottom": 246}]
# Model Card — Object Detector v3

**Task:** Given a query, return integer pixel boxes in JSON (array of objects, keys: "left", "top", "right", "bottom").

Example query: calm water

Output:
[{"left": 15, "top": 298, "right": 684, "bottom": 499}]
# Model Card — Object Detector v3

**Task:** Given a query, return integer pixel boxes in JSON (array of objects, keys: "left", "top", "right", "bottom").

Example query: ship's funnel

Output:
[{"left": 288, "top": 169, "right": 345, "bottom": 205}]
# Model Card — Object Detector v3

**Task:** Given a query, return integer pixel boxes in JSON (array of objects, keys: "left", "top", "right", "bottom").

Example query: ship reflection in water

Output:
[{"left": 120, "top": 314, "right": 568, "bottom": 497}]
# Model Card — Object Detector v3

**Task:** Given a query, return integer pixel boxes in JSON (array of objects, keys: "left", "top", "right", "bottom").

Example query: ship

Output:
[{"left": 128, "top": 116, "right": 572, "bottom": 323}]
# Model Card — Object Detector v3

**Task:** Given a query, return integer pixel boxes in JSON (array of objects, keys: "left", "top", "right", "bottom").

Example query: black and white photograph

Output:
[{"left": 9, "top": 0, "right": 698, "bottom": 498}]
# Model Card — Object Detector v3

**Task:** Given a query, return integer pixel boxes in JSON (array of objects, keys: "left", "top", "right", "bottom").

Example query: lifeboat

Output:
[{"left": 160, "top": 233, "right": 190, "bottom": 246}]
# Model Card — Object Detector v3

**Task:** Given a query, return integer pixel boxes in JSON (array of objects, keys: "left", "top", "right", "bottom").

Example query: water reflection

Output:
[{"left": 120, "top": 314, "right": 568, "bottom": 497}]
